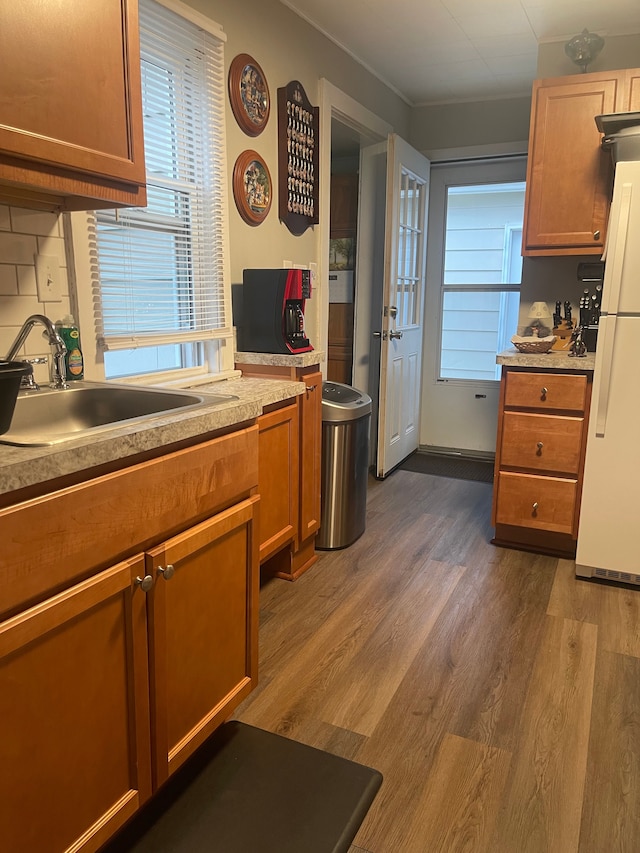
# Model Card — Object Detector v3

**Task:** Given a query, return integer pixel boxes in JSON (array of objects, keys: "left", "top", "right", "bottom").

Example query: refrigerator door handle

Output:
[
  {"left": 595, "top": 315, "right": 617, "bottom": 437},
  {"left": 603, "top": 182, "right": 633, "bottom": 316}
]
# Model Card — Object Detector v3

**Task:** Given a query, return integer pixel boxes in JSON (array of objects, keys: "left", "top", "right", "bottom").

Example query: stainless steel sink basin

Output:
[{"left": 0, "top": 380, "right": 238, "bottom": 446}]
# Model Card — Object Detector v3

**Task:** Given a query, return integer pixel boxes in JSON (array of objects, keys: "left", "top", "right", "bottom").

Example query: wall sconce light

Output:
[{"left": 564, "top": 29, "right": 605, "bottom": 73}]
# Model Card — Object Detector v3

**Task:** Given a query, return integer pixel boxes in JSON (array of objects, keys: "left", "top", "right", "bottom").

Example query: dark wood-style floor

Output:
[{"left": 235, "top": 470, "right": 640, "bottom": 853}]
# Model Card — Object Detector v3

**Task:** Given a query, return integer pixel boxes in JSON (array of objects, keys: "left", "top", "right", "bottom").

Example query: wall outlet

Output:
[
  {"left": 282, "top": 260, "right": 293, "bottom": 268},
  {"left": 35, "top": 254, "right": 61, "bottom": 302}
]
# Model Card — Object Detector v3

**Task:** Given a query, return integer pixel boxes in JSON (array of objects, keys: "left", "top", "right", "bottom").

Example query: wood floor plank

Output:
[
  {"left": 402, "top": 733, "right": 512, "bottom": 853},
  {"left": 317, "top": 558, "right": 465, "bottom": 736},
  {"left": 352, "top": 548, "right": 556, "bottom": 849},
  {"left": 578, "top": 649, "right": 640, "bottom": 853},
  {"left": 489, "top": 615, "right": 597, "bottom": 853},
  {"left": 237, "top": 514, "right": 465, "bottom": 739},
  {"left": 549, "top": 558, "right": 640, "bottom": 657},
  {"left": 234, "top": 471, "right": 639, "bottom": 852}
]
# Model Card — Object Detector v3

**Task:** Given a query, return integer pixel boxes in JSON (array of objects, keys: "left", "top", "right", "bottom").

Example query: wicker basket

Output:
[{"left": 510, "top": 335, "right": 556, "bottom": 354}]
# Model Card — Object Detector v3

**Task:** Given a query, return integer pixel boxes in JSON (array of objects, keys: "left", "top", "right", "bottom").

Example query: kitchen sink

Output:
[{"left": 0, "top": 380, "right": 238, "bottom": 446}]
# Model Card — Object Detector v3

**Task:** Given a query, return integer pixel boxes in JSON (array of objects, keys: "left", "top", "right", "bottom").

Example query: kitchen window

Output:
[{"left": 87, "top": 0, "right": 232, "bottom": 381}]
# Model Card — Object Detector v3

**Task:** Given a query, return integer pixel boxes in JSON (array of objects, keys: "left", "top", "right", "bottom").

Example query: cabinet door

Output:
[
  {"left": 298, "top": 372, "right": 323, "bottom": 542},
  {"left": 330, "top": 173, "right": 359, "bottom": 237},
  {"left": 625, "top": 70, "right": 640, "bottom": 110},
  {"left": 0, "top": 556, "right": 152, "bottom": 853},
  {"left": 0, "top": 0, "right": 145, "bottom": 209},
  {"left": 146, "top": 496, "right": 259, "bottom": 787},
  {"left": 258, "top": 402, "right": 299, "bottom": 562},
  {"left": 523, "top": 75, "right": 618, "bottom": 255}
]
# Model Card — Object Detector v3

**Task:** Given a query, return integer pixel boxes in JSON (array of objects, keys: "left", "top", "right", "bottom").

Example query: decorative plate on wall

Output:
[
  {"left": 228, "top": 54, "right": 270, "bottom": 137},
  {"left": 232, "top": 150, "right": 272, "bottom": 226}
]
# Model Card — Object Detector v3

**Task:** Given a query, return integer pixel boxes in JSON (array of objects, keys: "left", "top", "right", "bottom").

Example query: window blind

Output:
[{"left": 92, "top": 0, "right": 230, "bottom": 352}]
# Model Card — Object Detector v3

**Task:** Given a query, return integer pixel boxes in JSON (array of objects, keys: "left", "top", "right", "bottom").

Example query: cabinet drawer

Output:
[
  {"left": 495, "top": 471, "right": 577, "bottom": 534},
  {"left": 500, "top": 412, "right": 584, "bottom": 474},
  {"left": 504, "top": 371, "right": 587, "bottom": 412}
]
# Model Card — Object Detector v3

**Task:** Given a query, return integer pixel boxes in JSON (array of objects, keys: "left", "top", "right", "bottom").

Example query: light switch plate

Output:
[{"left": 35, "top": 254, "right": 61, "bottom": 302}]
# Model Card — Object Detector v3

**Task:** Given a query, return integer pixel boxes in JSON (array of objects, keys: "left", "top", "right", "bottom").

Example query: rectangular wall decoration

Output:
[{"left": 277, "top": 80, "right": 319, "bottom": 236}]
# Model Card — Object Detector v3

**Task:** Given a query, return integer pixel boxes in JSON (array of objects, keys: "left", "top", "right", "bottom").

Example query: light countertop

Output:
[
  {"left": 0, "top": 375, "right": 305, "bottom": 498},
  {"left": 496, "top": 348, "right": 596, "bottom": 371}
]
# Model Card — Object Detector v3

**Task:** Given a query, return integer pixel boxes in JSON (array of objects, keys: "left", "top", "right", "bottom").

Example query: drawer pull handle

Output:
[
  {"left": 540, "top": 387, "right": 548, "bottom": 400},
  {"left": 536, "top": 441, "right": 543, "bottom": 455},
  {"left": 157, "top": 564, "right": 175, "bottom": 581},
  {"left": 135, "top": 574, "right": 153, "bottom": 593},
  {"left": 532, "top": 501, "right": 539, "bottom": 514},
  {"left": 594, "top": 230, "right": 600, "bottom": 240}
]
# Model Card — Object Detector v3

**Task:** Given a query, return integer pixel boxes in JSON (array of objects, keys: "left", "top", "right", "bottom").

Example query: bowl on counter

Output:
[
  {"left": 0, "top": 361, "right": 32, "bottom": 434},
  {"left": 510, "top": 334, "right": 556, "bottom": 354}
]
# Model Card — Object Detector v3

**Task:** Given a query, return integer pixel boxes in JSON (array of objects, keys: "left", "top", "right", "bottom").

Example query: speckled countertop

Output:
[
  {"left": 0, "top": 374, "right": 305, "bottom": 497},
  {"left": 497, "top": 348, "right": 597, "bottom": 371}
]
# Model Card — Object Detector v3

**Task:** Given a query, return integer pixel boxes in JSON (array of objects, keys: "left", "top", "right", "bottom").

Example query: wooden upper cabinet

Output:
[
  {"left": 0, "top": 0, "right": 146, "bottom": 210},
  {"left": 522, "top": 72, "right": 619, "bottom": 256},
  {"left": 626, "top": 69, "right": 640, "bottom": 110},
  {"left": 330, "top": 173, "right": 359, "bottom": 237}
]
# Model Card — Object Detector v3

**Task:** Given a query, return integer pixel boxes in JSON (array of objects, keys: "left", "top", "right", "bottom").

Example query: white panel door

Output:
[{"left": 376, "top": 134, "right": 430, "bottom": 478}]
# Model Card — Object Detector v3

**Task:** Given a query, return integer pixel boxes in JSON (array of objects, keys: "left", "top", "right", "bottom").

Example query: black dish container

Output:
[{"left": 0, "top": 361, "right": 32, "bottom": 434}]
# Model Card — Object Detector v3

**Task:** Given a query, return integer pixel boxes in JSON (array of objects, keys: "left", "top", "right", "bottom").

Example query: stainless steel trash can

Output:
[{"left": 316, "top": 381, "right": 372, "bottom": 550}]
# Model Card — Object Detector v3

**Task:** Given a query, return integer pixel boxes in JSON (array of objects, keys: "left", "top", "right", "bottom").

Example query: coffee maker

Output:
[{"left": 238, "top": 268, "right": 313, "bottom": 354}]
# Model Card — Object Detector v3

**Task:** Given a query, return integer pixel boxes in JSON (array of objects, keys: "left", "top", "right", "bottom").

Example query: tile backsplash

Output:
[{"left": 0, "top": 206, "right": 73, "bottom": 385}]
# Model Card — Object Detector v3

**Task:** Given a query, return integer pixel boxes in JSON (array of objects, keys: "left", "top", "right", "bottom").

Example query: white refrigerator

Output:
[{"left": 576, "top": 156, "right": 640, "bottom": 583}]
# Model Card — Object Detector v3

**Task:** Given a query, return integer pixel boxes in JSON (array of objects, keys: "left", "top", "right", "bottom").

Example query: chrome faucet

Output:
[{"left": 5, "top": 314, "right": 68, "bottom": 389}]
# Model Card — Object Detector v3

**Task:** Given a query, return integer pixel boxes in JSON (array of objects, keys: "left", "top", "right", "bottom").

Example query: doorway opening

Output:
[{"left": 327, "top": 119, "right": 361, "bottom": 385}]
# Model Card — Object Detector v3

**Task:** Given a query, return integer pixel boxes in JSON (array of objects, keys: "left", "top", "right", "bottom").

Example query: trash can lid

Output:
[{"left": 321, "top": 381, "right": 372, "bottom": 422}]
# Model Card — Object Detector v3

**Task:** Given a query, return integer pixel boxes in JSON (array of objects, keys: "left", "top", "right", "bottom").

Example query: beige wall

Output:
[
  {"left": 188, "top": 0, "right": 410, "bottom": 286},
  {"left": 409, "top": 95, "right": 531, "bottom": 156},
  {"left": 537, "top": 33, "right": 640, "bottom": 78}
]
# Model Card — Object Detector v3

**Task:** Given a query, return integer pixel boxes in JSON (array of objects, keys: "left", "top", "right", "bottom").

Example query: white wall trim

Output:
[
  {"left": 424, "top": 140, "right": 529, "bottom": 163},
  {"left": 316, "top": 79, "right": 392, "bottom": 371},
  {"left": 151, "top": 0, "right": 226, "bottom": 40}
]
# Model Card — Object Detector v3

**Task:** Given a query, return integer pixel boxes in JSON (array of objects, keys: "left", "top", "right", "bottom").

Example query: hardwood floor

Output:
[{"left": 234, "top": 470, "right": 640, "bottom": 852}]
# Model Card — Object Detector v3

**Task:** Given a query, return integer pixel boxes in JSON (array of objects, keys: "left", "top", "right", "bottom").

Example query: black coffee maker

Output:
[{"left": 238, "top": 268, "right": 313, "bottom": 354}]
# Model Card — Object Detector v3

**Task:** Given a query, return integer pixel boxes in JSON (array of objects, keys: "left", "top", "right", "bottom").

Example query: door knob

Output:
[
  {"left": 135, "top": 574, "right": 153, "bottom": 592},
  {"left": 389, "top": 330, "right": 403, "bottom": 340},
  {"left": 157, "top": 564, "right": 175, "bottom": 581}
]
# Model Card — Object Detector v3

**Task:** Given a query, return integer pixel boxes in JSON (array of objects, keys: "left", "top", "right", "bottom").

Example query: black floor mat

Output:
[
  {"left": 101, "top": 721, "right": 382, "bottom": 853},
  {"left": 399, "top": 452, "right": 494, "bottom": 483}
]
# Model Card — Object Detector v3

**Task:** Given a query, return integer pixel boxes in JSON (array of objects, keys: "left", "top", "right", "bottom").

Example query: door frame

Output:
[{"left": 317, "top": 80, "right": 392, "bottom": 379}]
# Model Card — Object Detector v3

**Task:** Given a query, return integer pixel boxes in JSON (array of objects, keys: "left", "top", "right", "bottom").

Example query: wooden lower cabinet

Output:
[
  {"left": 147, "top": 497, "right": 259, "bottom": 787},
  {"left": 492, "top": 367, "right": 593, "bottom": 557},
  {"left": 257, "top": 402, "right": 299, "bottom": 563},
  {"left": 0, "top": 428, "right": 260, "bottom": 853},
  {"left": 0, "top": 556, "right": 152, "bottom": 853},
  {"left": 236, "top": 362, "right": 323, "bottom": 581}
]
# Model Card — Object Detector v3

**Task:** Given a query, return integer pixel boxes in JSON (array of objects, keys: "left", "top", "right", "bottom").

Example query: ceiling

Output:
[{"left": 279, "top": 0, "right": 640, "bottom": 105}]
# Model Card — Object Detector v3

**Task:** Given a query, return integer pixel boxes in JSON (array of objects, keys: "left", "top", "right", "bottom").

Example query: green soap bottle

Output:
[{"left": 56, "top": 314, "right": 84, "bottom": 380}]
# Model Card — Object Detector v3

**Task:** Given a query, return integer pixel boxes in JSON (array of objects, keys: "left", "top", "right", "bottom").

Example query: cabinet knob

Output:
[
  {"left": 305, "top": 384, "right": 317, "bottom": 392},
  {"left": 594, "top": 230, "right": 600, "bottom": 240},
  {"left": 157, "top": 564, "right": 175, "bottom": 581},
  {"left": 135, "top": 574, "right": 153, "bottom": 592},
  {"left": 532, "top": 501, "right": 539, "bottom": 513},
  {"left": 540, "top": 387, "right": 548, "bottom": 400},
  {"left": 536, "top": 441, "right": 544, "bottom": 455}
]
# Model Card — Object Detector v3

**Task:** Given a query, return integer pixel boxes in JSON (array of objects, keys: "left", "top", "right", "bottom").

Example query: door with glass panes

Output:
[{"left": 421, "top": 157, "right": 527, "bottom": 454}]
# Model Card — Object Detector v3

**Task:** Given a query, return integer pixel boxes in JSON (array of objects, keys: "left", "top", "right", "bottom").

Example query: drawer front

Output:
[
  {"left": 504, "top": 371, "right": 587, "bottom": 412},
  {"left": 495, "top": 471, "right": 577, "bottom": 534},
  {"left": 500, "top": 412, "right": 584, "bottom": 474}
]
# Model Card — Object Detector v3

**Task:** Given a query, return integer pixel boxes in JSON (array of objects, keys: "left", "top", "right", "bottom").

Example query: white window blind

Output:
[{"left": 92, "top": 0, "right": 230, "bottom": 355}]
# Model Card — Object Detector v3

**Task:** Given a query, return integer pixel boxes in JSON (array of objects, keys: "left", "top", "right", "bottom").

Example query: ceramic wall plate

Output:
[
  {"left": 233, "top": 150, "right": 272, "bottom": 225},
  {"left": 228, "top": 54, "right": 270, "bottom": 137}
]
